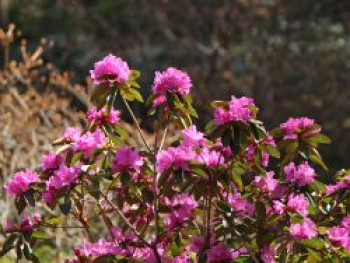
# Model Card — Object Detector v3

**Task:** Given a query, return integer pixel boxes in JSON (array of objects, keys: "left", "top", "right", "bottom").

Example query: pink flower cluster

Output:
[
  {"left": 227, "top": 192, "right": 255, "bottom": 216},
  {"left": 260, "top": 245, "right": 276, "bottom": 263},
  {"left": 90, "top": 54, "right": 131, "bottom": 86},
  {"left": 284, "top": 161, "right": 316, "bottom": 186},
  {"left": 152, "top": 67, "right": 192, "bottom": 105},
  {"left": 326, "top": 175, "right": 350, "bottom": 195},
  {"left": 280, "top": 117, "right": 319, "bottom": 140},
  {"left": 74, "top": 239, "right": 120, "bottom": 258},
  {"left": 43, "top": 164, "right": 81, "bottom": 203},
  {"left": 214, "top": 96, "right": 256, "bottom": 125},
  {"left": 40, "top": 151, "right": 63, "bottom": 170},
  {"left": 87, "top": 106, "right": 121, "bottom": 125},
  {"left": 5, "top": 169, "right": 39, "bottom": 196},
  {"left": 164, "top": 194, "right": 198, "bottom": 229},
  {"left": 273, "top": 194, "right": 309, "bottom": 217},
  {"left": 156, "top": 126, "right": 226, "bottom": 174},
  {"left": 63, "top": 127, "right": 82, "bottom": 141},
  {"left": 290, "top": 218, "right": 317, "bottom": 240},
  {"left": 253, "top": 171, "right": 279, "bottom": 194},
  {"left": 328, "top": 216, "right": 350, "bottom": 251},
  {"left": 73, "top": 128, "right": 107, "bottom": 158},
  {"left": 112, "top": 146, "right": 144, "bottom": 173},
  {"left": 188, "top": 235, "right": 246, "bottom": 262},
  {"left": 4, "top": 214, "right": 40, "bottom": 233}
]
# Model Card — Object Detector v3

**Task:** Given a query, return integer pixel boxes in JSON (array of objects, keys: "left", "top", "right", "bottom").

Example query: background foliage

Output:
[{"left": 2, "top": 0, "right": 349, "bottom": 172}]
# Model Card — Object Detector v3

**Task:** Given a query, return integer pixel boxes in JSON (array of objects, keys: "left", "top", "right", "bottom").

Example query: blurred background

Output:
[{"left": 0, "top": 0, "right": 349, "bottom": 261}]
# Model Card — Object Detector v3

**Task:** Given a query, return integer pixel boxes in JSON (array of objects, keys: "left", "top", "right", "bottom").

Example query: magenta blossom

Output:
[
  {"left": 40, "top": 151, "right": 63, "bottom": 170},
  {"left": 227, "top": 192, "right": 255, "bottom": 216},
  {"left": 280, "top": 117, "right": 319, "bottom": 140},
  {"left": 214, "top": 96, "right": 256, "bottom": 125},
  {"left": 4, "top": 214, "right": 40, "bottom": 233},
  {"left": 87, "top": 106, "right": 121, "bottom": 125},
  {"left": 273, "top": 194, "right": 309, "bottom": 217},
  {"left": 5, "top": 169, "right": 39, "bottom": 196},
  {"left": 326, "top": 175, "right": 350, "bottom": 195},
  {"left": 73, "top": 128, "right": 107, "bottom": 158},
  {"left": 152, "top": 67, "right": 192, "bottom": 95},
  {"left": 284, "top": 161, "right": 316, "bottom": 186},
  {"left": 112, "top": 146, "right": 144, "bottom": 173},
  {"left": 290, "top": 218, "right": 317, "bottom": 240},
  {"left": 156, "top": 146, "right": 196, "bottom": 174},
  {"left": 164, "top": 194, "right": 198, "bottom": 229},
  {"left": 328, "top": 226, "right": 350, "bottom": 251},
  {"left": 253, "top": 171, "right": 279, "bottom": 194},
  {"left": 90, "top": 54, "right": 131, "bottom": 86},
  {"left": 152, "top": 67, "right": 192, "bottom": 106},
  {"left": 181, "top": 125, "right": 206, "bottom": 147},
  {"left": 63, "top": 127, "right": 82, "bottom": 141},
  {"left": 260, "top": 245, "right": 276, "bottom": 263}
]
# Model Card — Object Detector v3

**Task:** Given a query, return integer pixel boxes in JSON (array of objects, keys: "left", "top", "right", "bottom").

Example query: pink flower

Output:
[
  {"left": 5, "top": 169, "right": 39, "bottom": 196},
  {"left": 284, "top": 162, "right": 316, "bottom": 186},
  {"left": 40, "top": 152, "right": 63, "bottom": 170},
  {"left": 341, "top": 216, "right": 350, "bottom": 229},
  {"left": 46, "top": 164, "right": 81, "bottom": 190},
  {"left": 112, "top": 146, "right": 144, "bottom": 173},
  {"left": 73, "top": 129, "right": 107, "bottom": 158},
  {"left": 90, "top": 54, "right": 130, "bottom": 86},
  {"left": 156, "top": 146, "right": 196, "bottom": 173},
  {"left": 260, "top": 245, "right": 276, "bottom": 263},
  {"left": 87, "top": 106, "right": 121, "bottom": 125},
  {"left": 207, "top": 243, "right": 238, "bottom": 262},
  {"left": 181, "top": 125, "right": 206, "bottom": 147},
  {"left": 4, "top": 214, "right": 40, "bottom": 233},
  {"left": 214, "top": 96, "right": 256, "bottom": 125},
  {"left": 156, "top": 149, "right": 174, "bottom": 174},
  {"left": 164, "top": 194, "right": 197, "bottom": 229},
  {"left": 198, "top": 150, "right": 224, "bottom": 167},
  {"left": 74, "top": 239, "right": 121, "bottom": 257},
  {"left": 273, "top": 194, "right": 309, "bottom": 217},
  {"left": 326, "top": 175, "right": 350, "bottom": 195},
  {"left": 328, "top": 225, "right": 350, "bottom": 251},
  {"left": 173, "top": 254, "right": 191, "bottom": 263},
  {"left": 290, "top": 218, "right": 317, "bottom": 240},
  {"left": 63, "top": 127, "right": 82, "bottom": 141},
  {"left": 280, "top": 117, "right": 319, "bottom": 140},
  {"left": 253, "top": 171, "right": 278, "bottom": 193},
  {"left": 227, "top": 192, "right": 255, "bottom": 216},
  {"left": 152, "top": 67, "right": 192, "bottom": 96}
]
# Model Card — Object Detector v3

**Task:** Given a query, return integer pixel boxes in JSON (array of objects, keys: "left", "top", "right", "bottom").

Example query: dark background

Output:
[{"left": 1, "top": 0, "right": 349, "bottom": 171}]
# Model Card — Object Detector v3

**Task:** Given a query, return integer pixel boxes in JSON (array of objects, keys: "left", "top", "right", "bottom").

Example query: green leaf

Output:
[
  {"left": 260, "top": 144, "right": 280, "bottom": 159},
  {"left": 59, "top": 197, "right": 72, "bottom": 215},
  {"left": 231, "top": 166, "right": 244, "bottom": 191},
  {"left": 120, "top": 172, "right": 131, "bottom": 187},
  {"left": 24, "top": 190, "right": 36, "bottom": 207},
  {"left": 91, "top": 85, "right": 109, "bottom": 109},
  {"left": 191, "top": 167, "right": 207, "bottom": 177},
  {"left": 3, "top": 234, "right": 18, "bottom": 251},
  {"left": 130, "top": 70, "right": 140, "bottom": 80},
  {"left": 299, "top": 238, "right": 325, "bottom": 250},
  {"left": 46, "top": 216, "right": 64, "bottom": 225},
  {"left": 307, "top": 248, "right": 322, "bottom": 262},
  {"left": 15, "top": 194, "right": 27, "bottom": 214},
  {"left": 32, "top": 231, "right": 50, "bottom": 240},
  {"left": 307, "top": 149, "right": 328, "bottom": 171},
  {"left": 305, "top": 134, "right": 331, "bottom": 146},
  {"left": 129, "top": 88, "right": 143, "bottom": 102}
]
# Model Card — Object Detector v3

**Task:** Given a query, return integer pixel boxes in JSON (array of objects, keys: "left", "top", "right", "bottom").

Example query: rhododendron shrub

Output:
[{"left": 1, "top": 54, "right": 349, "bottom": 262}]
